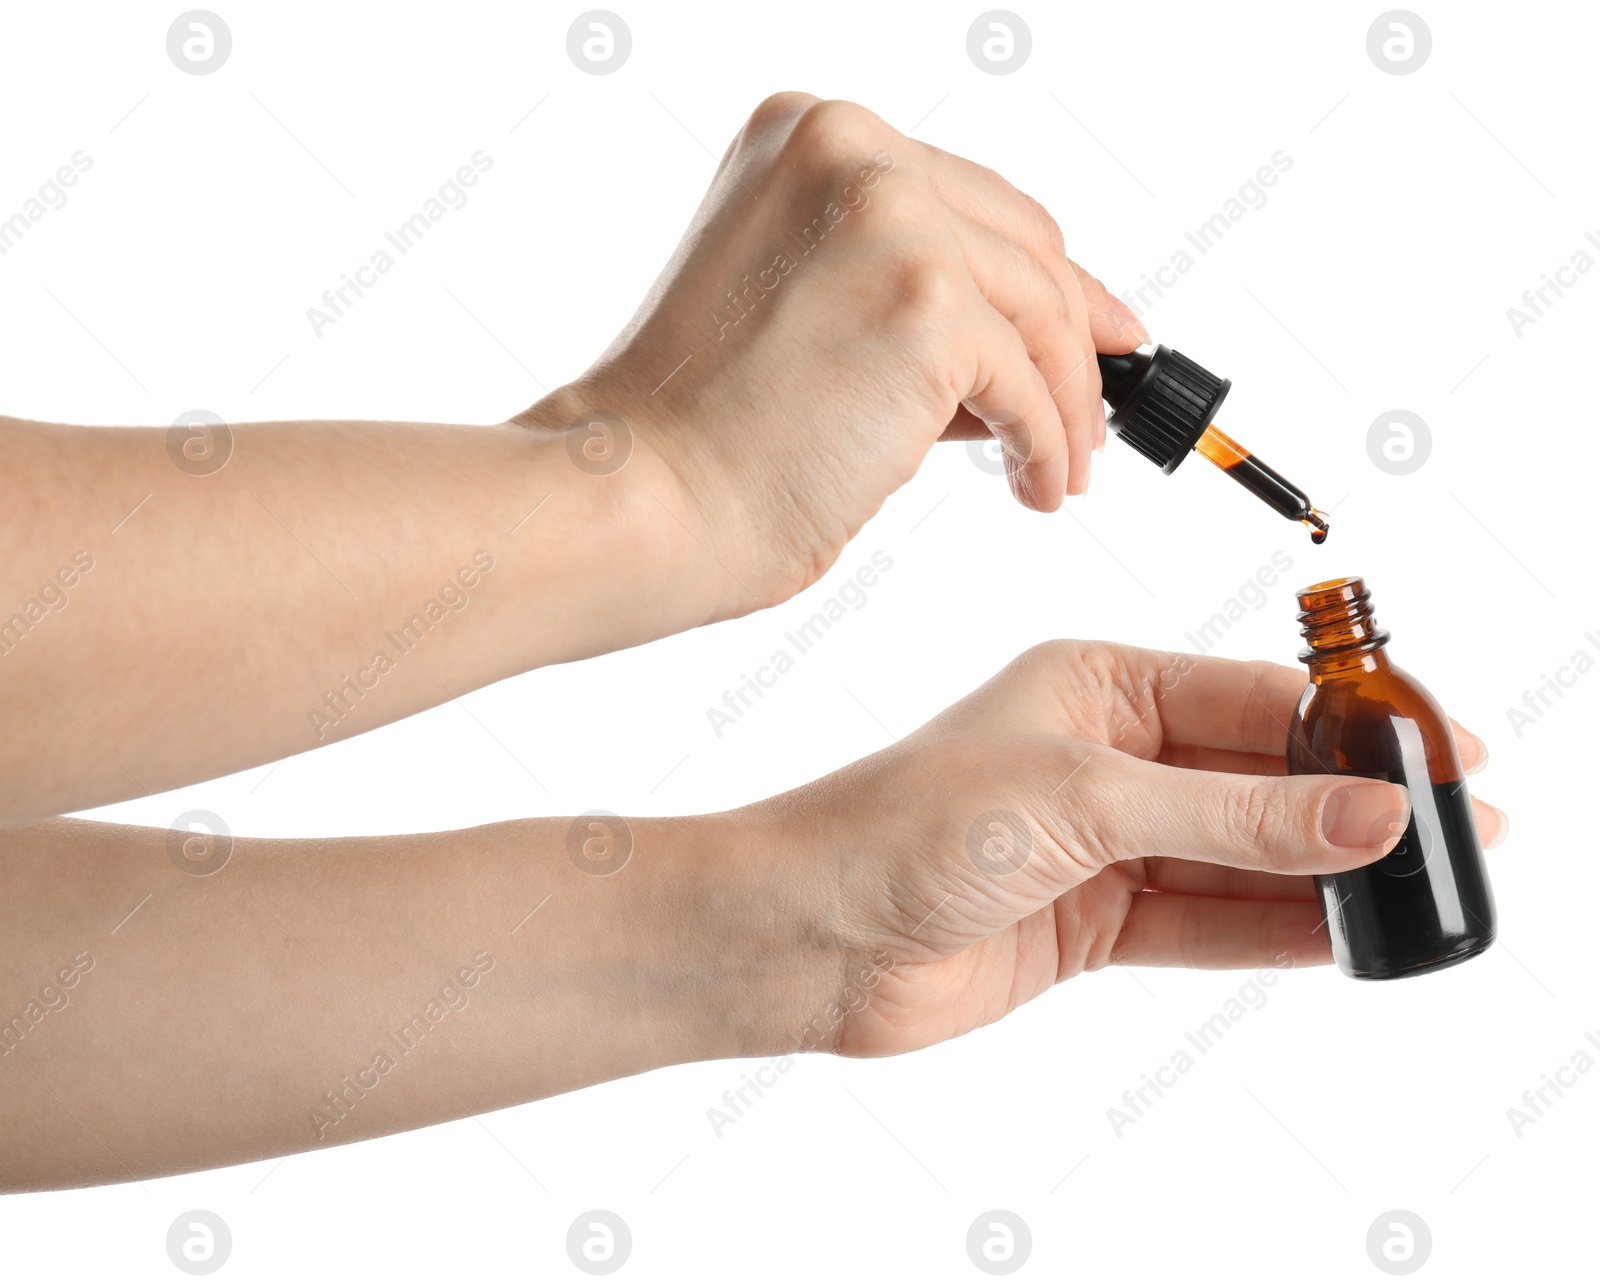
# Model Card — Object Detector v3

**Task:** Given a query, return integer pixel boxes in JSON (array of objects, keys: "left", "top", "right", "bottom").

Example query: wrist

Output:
[
  {"left": 509, "top": 381, "right": 757, "bottom": 632},
  {"left": 688, "top": 809, "right": 844, "bottom": 1062},
  {"left": 648, "top": 808, "right": 846, "bottom": 1061}
]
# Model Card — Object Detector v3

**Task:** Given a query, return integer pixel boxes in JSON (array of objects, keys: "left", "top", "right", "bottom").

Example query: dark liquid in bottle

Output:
[
  {"left": 1316, "top": 778, "right": 1496, "bottom": 979},
  {"left": 1288, "top": 576, "right": 1497, "bottom": 980}
]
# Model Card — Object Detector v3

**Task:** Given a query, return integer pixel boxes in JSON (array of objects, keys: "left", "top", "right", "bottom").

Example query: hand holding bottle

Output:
[
  {"left": 744, "top": 639, "right": 1504, "bottom": 1056},
  {"left": 0, "top": 638, "right": 1506, "bottom": 1189}
]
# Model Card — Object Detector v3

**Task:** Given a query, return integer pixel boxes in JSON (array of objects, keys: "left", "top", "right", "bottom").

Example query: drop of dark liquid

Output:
[
  {"left": 1302, "top": 509, "right": 1331, "bottom": 544},
  {"left": 1311, "top": 526, "right": 1328, "bottom": 545}
]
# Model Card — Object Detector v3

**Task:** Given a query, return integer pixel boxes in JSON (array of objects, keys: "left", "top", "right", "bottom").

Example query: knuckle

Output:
[
  {"left": 1083, "top": 349, "right": 1104, "bottom": 404},
  {"left": 781, "top": 99, "right": 876, "bottom": 170},
  {"left": 1014, "top": 638, "right": 1086, "bottom": 680},
  {"left": 1078, "top": 638, "right": 1132, "bottom": 679},
  {"left": 1070, "top": 256, "right": 1106, "bottom": 297},
  {"left": 883, "top": 252, "right": 965, "bottom": 326},
  {"left": 1020, "top": 191, "right": 1068, "bottom": 259},
  {"left": 745, "top": 91, "right": 820, "bottom": 136},
  {"left": 1048, "top": 744, "right": 1125, "bottom": 867},
  {"left": 1224, "top": 778, "right": 1292, "bottom": 862}
]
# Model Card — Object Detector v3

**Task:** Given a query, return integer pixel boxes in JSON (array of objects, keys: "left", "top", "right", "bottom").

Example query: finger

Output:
[
  {"left": 967, "top": 645, "right": 1307, "bottom": 753},
  {"left": 949, "top": 214, "right": 1096, "bottom": 495},
  {"left": 960, "top": 297, "right": 1071, "bottom": 511},
  {"left": 1032, "top": 237, "right": 1102, "bottom": 461},
  {"left": 1452, "top": 718, "right": 1489, "bottom": 775},
  {"left": 919, "top": 150, "right": 1109, "bottom": 461},
  {"left": 1145, "top": 655, "right": 1488, "bottom": 773},
  {"left": 1056, "top": 257, "right": 1105, "bottom": 457},
  {"left": 921, "top": 147, "right": 1132, "bottom": 352},
  {"left": 1136, "top": 856, "right": 1318, "bottom": 901},
  {"left": 1053, "top": 749, "right": 1411, "bottom": 875},
  {"left": 1157, "top": 742, "right": 1286, "bottom": 778},
  {"left": 983, "top": 644, "right": 1488, "bottom": 771},
  {"left": 1063, "top": 257, "right": 1148, "bottom": 355},
  {"left": 1141, "top": 652, "right": 1306, "bottom": 756},
  {"left": 920, "top": 147, "right": 1073, "bottom": 282},
  {"left": 1060, "top": 256, "right": 1137, "bottom": 452},
  {"left": 1155, "top": 747, "right": 1506, "bottom": 848},
  {"left": 1108, "top": 893, "right": 1332, "bottom": 969},
  {"left": 1153, "top": 744, "right": 1506, "bottom": 853},
  {"left": 1472, "top": 795, "right": 1510, "bottom": 848}
]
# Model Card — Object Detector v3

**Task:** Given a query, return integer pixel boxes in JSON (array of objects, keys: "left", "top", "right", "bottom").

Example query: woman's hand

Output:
[
  {"left": 0, "top": 639, "right": 1504, "bottom": 1190},
  {"left": 748, "top": 640, "right": 1505, "bottom": 1058},
  {"left": 520, "top": 93, "right": 1147, "bottom": 617},
  {"left": 0, "top": 92, "right": 1144, "bottom": 819}
]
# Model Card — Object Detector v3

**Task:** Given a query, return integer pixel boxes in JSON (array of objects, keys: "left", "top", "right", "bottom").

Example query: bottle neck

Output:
[{"left": 1296, "top": 577, "right": 1392, "bottom": 678}]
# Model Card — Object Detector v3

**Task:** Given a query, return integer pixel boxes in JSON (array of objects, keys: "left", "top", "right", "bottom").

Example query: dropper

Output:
[{"left": 1096, "top": 343, "right": 1330, "bottom": 543}]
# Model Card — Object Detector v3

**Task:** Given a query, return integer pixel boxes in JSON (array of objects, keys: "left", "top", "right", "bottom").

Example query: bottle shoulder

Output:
[
  {"left": 1300, "top": 659, "right": 1443, "bottom": 712},
  {"left": 1290, "top": 654, "right": 1462, "bottom": 781}
]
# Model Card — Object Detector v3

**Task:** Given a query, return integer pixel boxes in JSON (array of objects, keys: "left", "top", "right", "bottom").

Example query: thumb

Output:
[
  {"left": 1062, "top": 753, "right": 1411, "bottom": 875},
  {"left": 1067, "top": 258, "right": 1149, "bottom": 355}
]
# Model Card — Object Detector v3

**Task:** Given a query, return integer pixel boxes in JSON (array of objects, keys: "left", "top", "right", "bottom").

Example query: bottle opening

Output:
[
  {"left": 1295, "top": 575, "right": 1391, "bottom": 661},
  {"left": 1301, "top": 576, "right": 1362, "bottom": 595}
]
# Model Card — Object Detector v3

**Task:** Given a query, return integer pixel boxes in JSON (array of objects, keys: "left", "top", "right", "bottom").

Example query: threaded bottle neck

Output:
[{"left": 1296, "top": 576, "right": 1391, "bottom": 670}]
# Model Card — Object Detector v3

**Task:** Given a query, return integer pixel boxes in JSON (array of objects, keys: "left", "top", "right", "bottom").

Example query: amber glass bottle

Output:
[{"left": 1286, "top": 577, "right": 1497, "bottom": 979}]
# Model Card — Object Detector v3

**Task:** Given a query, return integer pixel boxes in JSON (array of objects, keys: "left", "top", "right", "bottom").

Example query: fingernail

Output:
[
  {"left": 1107, "top": 296, "right": 1151, "bottom": 343},
  {"left": 1465, "top": 732, "right": 1489, "bottom": 776},
  {"left": 1321, "top": 781, "right": 1410, "bottom": 848},
  {"left": 1484, "top": 805, "right": 1510, "bottom": 849}
]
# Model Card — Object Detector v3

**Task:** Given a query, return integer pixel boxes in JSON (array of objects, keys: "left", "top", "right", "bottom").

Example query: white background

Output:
[{"left": 1, "top": 0, "right": 1593, "bottom": 1280}]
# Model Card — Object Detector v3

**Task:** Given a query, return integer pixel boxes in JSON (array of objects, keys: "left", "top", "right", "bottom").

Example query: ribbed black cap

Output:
[{"left": 1096, "top": 344, "right": 1231, "bottom": 474}]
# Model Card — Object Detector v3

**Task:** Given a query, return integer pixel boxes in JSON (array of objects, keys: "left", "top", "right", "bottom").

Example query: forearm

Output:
[
  {"left": 0, "top": 398, "right": 726, "bottom": 820},
  {"left": 0, "top": 809, "right": 833, "bottom": 1192}
]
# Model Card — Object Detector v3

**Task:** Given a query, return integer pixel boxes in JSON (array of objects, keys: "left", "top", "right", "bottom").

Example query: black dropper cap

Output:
[
  {"left": 1095, "top": 342, "right": 1330, "bottom": 543},
  {"left": 1096, "top": 343, "right": 1231, "bottom": 474}
]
